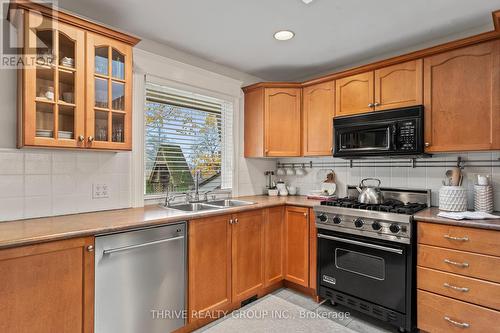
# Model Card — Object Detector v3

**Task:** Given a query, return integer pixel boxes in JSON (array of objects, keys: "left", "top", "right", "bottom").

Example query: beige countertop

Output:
[
  {"left": 0, "top": 195, "right": 319, "bottom": 249},
  {"left": 414, "top": 207, "right": 500, "bottom": 231}
]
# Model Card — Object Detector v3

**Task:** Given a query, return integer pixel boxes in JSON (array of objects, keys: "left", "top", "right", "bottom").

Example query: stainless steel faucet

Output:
[{"left": 190, "top": 170, "right": 203, "bottom": 202}]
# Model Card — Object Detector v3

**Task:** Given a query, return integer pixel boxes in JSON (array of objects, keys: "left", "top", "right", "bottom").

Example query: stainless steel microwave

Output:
[{"left": 333, "top": 106, "right": 424, "bottom": 158}]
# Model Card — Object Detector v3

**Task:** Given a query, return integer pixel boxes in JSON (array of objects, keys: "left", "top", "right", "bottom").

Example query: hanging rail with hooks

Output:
[{"left": 276, "top": 156, "right": 500, "bottom": 170}]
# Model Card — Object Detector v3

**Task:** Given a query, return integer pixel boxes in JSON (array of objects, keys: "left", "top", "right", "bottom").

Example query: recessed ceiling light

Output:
[
  {"left": 302, "top": 0, "right": 314, "bottom": 4},
  {"left": 274, "top": 30, "right": 295, "bottom": 41}
]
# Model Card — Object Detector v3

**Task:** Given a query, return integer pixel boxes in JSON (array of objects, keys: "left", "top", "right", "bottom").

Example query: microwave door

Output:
[{"left": 338, "top": 126, "right": 391, "bottom": 153}]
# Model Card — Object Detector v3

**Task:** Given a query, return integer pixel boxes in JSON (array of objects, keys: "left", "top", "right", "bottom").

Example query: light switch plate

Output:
[{"left": 93, "top": 183, "right": 109, "bottom": 199}]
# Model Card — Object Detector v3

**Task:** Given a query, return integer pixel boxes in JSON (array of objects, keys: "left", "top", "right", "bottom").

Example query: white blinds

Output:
[{"left": 144, "top": 82, "right": 233, "bottom": 196}]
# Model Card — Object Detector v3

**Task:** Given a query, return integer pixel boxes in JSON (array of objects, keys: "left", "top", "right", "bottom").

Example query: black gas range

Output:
[{"left": 314, "top": 187, "right": 430, "bottom": 333}]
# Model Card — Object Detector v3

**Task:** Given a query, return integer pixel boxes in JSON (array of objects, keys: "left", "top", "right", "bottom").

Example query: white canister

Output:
[{"left": 439, "top": 186, "right": 467, "bottom": 212}]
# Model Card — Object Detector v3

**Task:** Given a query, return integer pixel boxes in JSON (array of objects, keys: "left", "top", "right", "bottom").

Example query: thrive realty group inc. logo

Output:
[{"left": 1, "top": 0, "right": 58, "bottom": 69}]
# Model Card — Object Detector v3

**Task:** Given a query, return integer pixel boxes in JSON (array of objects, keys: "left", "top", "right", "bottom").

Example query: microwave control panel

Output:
[{"left": 396, "top": 120, "right": 417, "bottom": 151}]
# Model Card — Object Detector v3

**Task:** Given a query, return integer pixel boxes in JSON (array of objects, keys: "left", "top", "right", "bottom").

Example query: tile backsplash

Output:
[
  {"left": 0, "top": 149, "right": 131, "bottom": 221},
  {"left": 277, "top": 152, "right": 500, "bottom": 210}
]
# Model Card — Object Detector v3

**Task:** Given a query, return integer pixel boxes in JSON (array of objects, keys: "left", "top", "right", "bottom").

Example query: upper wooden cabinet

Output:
[
  {"left": 302, "top": 81, "right": 335, "bottom": 156},
  {"left": 374, "top": 60, "right": 423, "bottom": 111},
  {"left": 14, "top": 2, "right": 139, "bottom": 150},
  {"left": 86, "top": 33, "right": 133, "bottom": 150},
  {"left": 244, "top": 86, "right": 302, "bottom": 157},
  {"left": 0, "top": 237, "right": 94, "bottom": 333},
  {"left": 335, "top": 71, "right": 374, "bottom": 116},
  {"left": 423, "top": 40, "right": 500, "bottom": 152},
  {"left": 335, "top": 60, "right": 423, "bottom": 116}
]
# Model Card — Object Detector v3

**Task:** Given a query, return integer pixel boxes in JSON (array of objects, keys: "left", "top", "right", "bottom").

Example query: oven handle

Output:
[{"left": 317, "top": 234, "right": 404, "bottom": 255}]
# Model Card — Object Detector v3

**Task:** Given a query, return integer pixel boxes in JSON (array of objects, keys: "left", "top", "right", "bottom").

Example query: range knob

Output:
[
  {"left": 318, "top": 214, "right": 328, "bottom": 223},
  {"left": 372, "top": 221, "right": 382, "bottom": 231},
  {"left": 354, "top": 218, "right": 364, "bottom": 228},
  {"left": 389, "top": 223, "right": 401, "bottom": 234},
  {"left": 332, "top": 216, "right": 341, "bottom": 224}
]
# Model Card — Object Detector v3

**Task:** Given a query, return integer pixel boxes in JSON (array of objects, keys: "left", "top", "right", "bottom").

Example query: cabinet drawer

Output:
[
  {"left": 418, "top": 290, "right": 500, "bottom": 333},
  {"left": 418, "top": 244, "right": 500, "bottom": 283},
  {"left": 418, "top": 222, "right": 500, "bottom": 257},
  {"left": 418, "top": 266, "right": 500, "bottom": 310}
]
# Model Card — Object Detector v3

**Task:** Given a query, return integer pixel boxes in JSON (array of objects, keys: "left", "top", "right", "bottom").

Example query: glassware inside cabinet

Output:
[
  {"left": 59, "top": 69, "right": 74, "bottom": 104},
  {"left": 94, "top": 110, "right": 109, "bottom": 141},
  {"left": 112, "top": 113, "right": 125, "bottom": 142},
  {"left": 58, "top": 106, "right": 75, "bottom": 139},
  {"left": 36, "top": 67, "right": 54, "bottom": 101}
]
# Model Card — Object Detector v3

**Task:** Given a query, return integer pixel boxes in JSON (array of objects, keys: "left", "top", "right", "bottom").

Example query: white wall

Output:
[{"left": 276, "top": 152, "right": 500, "bottom": 210}]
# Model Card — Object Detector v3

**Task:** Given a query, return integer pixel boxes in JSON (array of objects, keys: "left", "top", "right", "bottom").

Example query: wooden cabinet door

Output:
[
  {"left": 374, "top": 59, "right": 423, "bottom": 111},
  {"left": 264, "top": 88, "right": 302, "bottom": 156},
  {"left": 264, "top": 206, "right": 284, "bottom": 287},
  {"left": 232, "top": 210, "right": 265, "bottom": 302},
  {"left": 189, "top": 215, "right": 232, "bottom": 320},
  {"left": 86, "top": 32, "right": 133, "bottom": 150},
  {"left": 423, "top": 41, "right": 500, "bottom": 152},
  {"left": 284, "top": 206, "right": 310, "bottom": 287},
  {"left": 21, "top": 12, "right": 85, "bottom": 148},
  {"left": 302, "top": 81, "right": 335, "bottom": 156},
  {"left": 335, "top": 71, "right": 374, "bottom": 116},
  {"left": 309, "top": 209, "right": 318, "bottom": 293},
  {"left": 0, "top": 237, "right": 94, "bottom": 333}
]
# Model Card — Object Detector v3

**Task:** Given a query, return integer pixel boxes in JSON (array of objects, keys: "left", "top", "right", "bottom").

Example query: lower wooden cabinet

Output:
[
  {"left": 284, "top": 206, "right": 310, "bottom": 287},
  {"left": 264, "top": 206, "right": 285, "bottom": 286},
  {"left": 188, "top": 214, "right": 232, "bottom": 321},
  {"left": 417, "top": 222, "right": 500, "bottom": 333},
  {"left": 231, "top": 210, "right": 265, "bottom": 302},
  {"left": 0, "top": 237, "right": 94, "bottom": 333}
]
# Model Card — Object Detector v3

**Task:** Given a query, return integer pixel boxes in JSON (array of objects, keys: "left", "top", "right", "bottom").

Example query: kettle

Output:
[{"left": 356, "top": 178, "right": 384, "bottom": 204}]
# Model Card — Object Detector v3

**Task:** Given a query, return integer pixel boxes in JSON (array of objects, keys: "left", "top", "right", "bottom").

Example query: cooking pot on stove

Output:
[{"left": 356, "top": 178, "right": 384, "bottom": 205}]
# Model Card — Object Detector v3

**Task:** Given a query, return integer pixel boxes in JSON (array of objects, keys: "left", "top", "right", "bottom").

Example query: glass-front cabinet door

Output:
[
  {"left": 22, "top": 11, "right": 85, "bottom": 148},
  {"left": 86, "top": 33, "right": 132, "bottom": 150}
]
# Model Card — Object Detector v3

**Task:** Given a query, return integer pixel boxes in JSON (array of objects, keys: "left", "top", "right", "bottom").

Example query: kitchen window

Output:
[{"left": 144, "top": 82, "right": 233, "bottom": 197}]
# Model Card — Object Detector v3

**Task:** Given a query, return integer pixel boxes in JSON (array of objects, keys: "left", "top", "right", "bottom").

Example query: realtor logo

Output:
[{"left": 1, "top": 0, "right": 57, "bottom": 69}]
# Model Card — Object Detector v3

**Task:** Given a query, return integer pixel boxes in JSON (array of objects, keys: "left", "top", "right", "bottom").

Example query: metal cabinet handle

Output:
[
  {"left": 88, "top": 136, "right": 94, "bottom": 142},
  {"left": 78, "top": 135, "right": 85, "bottom": 142},
  {"left": 103, "top": 236, "right": 184, "bottom": 255},
  {"left": 424, "top": 142, "right": 430, "bottom": 147},
  {"left": 444, "top": 316, "right": 470, "bottom": 328},
  {"left": 374, "top": 102, "right": 380, "bottom": 107},
  {"left": 444, "top": 258, "right": 469, "bottom": 268},
  {"left": 234, "top": 218, "right": 238, "bottom": 224},
  {"left": 444, "top": 234, "right": 469, "bottom": 241},
  {"left": 443, "top": 283, "right": 469, "bottom": 292},
  {"left": 318, "top": 233, "right": 403, "bottom": 254},
  {"left": 86, "top": 245, "right": 94, "bottom": 252},
  {"left": 229, "top": 219, "right": 233, "bottom": 224},
  {"left": 368, "top": 103, "right": 374, "bottom": 108}
]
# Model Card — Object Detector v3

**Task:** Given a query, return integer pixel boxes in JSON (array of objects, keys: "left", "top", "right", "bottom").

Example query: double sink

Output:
[{"left": 167, "top": 199, "right": 255, "bottom": 212}]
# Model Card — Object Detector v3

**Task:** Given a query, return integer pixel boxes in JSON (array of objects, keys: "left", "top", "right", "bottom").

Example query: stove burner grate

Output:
[{"left": 320, "top": 198, "right": 427, "bottom": 215}]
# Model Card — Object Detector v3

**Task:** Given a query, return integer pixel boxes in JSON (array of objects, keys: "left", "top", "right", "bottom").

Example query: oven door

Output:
[
  {"left": 334, "top": 123, "right": 395, "bottom": 156},
  {"left": 318, "top": 230, "right": 407, "bottom": 313}
]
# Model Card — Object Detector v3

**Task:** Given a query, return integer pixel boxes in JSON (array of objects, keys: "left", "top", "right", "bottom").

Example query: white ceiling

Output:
[{"left": 58, "top": 0, "right": 500, "bottom": 81}]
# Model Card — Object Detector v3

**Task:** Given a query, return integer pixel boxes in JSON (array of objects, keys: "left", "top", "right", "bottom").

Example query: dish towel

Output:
[{"left": 437, "top": 211, "right": 500, "bottom": 220}]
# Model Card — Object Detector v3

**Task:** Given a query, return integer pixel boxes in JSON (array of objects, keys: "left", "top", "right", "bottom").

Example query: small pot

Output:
[{"left": 356, "top": 178, "right": 384, "bottom": 205}]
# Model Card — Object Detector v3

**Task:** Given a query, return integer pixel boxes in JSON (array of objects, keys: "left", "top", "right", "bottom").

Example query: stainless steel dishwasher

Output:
[{"left": 95, "top": 222, "right": 186, "bottom": 333}]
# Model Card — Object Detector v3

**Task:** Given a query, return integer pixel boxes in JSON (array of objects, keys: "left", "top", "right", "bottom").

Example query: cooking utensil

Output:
[{"left": 356, "top": 178, "right": 384, "bottom": 205}]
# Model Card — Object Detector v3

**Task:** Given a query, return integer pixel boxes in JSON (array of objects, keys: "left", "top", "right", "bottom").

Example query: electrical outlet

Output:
[{"left": 93, "top": 183, "right": 109, "bottom": 199}]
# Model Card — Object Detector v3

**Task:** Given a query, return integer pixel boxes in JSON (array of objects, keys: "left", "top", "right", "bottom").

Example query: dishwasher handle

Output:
[{"left": 103, "top": 235, "right": 184, "bottom": 255}]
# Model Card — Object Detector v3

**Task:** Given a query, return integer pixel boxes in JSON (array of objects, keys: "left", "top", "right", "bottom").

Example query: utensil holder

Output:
[
  {"left": 439, "top": 186, "right": 467, "bottom": 212},
  {"left": 474, "top": 185, "right": 494, "bottom": 213}
]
